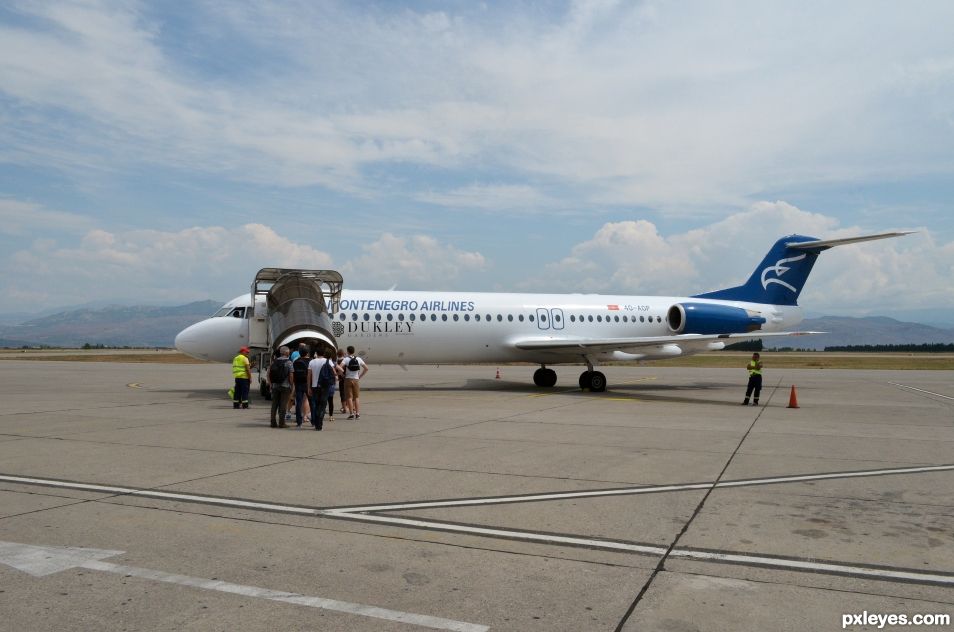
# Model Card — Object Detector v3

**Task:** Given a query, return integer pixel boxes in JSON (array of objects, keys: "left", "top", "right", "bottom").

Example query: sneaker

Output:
[
  {"left": 270, "top": 421, "right": 278, "bottom": 428},
  {"left": 347, "top": 414, "right": 355, "bottom": 420},
  {"left": 355, "top": 414, "right": 360, "bottom": 420},
  {"left": 329, "top": 417, "right": 334, "bottom": 423},
  {"left": 285, "top": 413, "right": 292, "bottom": 421}
]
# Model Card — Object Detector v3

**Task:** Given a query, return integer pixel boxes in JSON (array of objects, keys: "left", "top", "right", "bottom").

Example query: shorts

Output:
[{"left": 345, "top": 378, "right": 360, "bottom": 399}]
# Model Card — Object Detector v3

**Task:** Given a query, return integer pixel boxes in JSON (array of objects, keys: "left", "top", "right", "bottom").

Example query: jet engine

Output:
[{"left": 667, "top": 302, "right": 765, "bottom": 335}]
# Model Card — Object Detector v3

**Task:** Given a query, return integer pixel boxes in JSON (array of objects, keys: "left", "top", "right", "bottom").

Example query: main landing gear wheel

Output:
[
  {"left": 533, "top": 367, "right": 557, "bottom": 387},
  {"left": 579, "top": 370, "right": 607, "bottom": 392}
]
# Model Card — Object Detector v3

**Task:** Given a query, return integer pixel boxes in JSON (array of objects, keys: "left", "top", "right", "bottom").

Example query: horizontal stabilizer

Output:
[{"left": 787, "top": 231, "right": 915, "bottom": 252}]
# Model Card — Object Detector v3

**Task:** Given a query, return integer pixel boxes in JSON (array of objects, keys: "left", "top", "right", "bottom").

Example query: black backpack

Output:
[
  {"left": 293, "top": 356, "right": 309, "bottom": 383},
  {"left": 347, "top": 355, "right": 361, "bottom": 372},
  {"left": 268, "top": 357, "right": 290, "bottom": 384},
  {"left": 318, "top": 360, "right": 335, "bottom": 386}
]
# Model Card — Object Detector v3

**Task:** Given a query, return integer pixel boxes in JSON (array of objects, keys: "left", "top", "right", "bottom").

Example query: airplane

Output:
[{"left": 175, "top": 231, "right": 911, "bottom": 393}]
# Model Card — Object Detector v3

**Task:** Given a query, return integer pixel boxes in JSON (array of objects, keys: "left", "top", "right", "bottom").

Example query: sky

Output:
[{"left": 1, "top": 0, "right": 953, "bottom": 321}]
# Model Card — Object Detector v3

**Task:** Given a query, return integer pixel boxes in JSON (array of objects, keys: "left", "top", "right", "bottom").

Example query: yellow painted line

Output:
[{"left": 126, "top": 383, "right": 142, "bottom": 389}]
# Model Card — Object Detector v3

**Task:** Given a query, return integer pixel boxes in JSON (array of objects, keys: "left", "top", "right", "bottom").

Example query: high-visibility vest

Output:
[
  {"left": 747, "top": 360, "right": 762, "bottom": 376},
  {"left": 232, "top": 354, "right": 250, "bottom": 378}
]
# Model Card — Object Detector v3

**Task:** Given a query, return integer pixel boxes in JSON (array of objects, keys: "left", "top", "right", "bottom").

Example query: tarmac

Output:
[{"left": 0, "top": 359, "right": 951, "bottom": 631}]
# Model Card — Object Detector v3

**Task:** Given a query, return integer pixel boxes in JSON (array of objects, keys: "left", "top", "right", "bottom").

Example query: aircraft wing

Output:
[{"left": 512, "top": 330, "right": 822, "bottom": 355}]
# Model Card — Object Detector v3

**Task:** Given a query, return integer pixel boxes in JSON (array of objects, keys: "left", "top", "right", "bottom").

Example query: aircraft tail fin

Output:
[{"left": 692, "top": 231, "right": 913, "bottom": 306}]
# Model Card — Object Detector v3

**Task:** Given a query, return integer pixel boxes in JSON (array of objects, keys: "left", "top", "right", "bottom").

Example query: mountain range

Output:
[{"left": 0, "top": 302, "right": 951, "bottom": 350}]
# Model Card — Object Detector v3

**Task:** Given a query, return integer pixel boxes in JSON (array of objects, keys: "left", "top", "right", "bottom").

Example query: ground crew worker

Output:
[
  {"left": 232, "top": 346, "right": 252, "bottom": 409},
  {"left": 742, "top": 352, "right": 762, "bottom": 406}
]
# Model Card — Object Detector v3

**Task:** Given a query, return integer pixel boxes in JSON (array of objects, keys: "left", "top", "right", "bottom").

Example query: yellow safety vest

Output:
[
  {"left": 232, "top": 354, "right": 250, "bottom": 378},
  {"left": 747, "top": 360, "right": 762, "bottom": 376}
]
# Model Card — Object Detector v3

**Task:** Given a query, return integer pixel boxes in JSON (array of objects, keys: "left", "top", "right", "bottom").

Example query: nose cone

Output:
[{"left": 175, "top": 322, "right": 208, "bottom": 360}]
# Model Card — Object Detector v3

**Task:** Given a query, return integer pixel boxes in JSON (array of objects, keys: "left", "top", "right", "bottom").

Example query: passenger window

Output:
[
  {"left": 554, "top": 314, "right": 561, "bottom": 323},
  {"left": 597, "top": 315, "right": 602, "bottom": 322},
  {"left": 375, "top": 313, "right": 382, "bottom": 321},
  {"left": 507, "top": 314, "right": 513, "bottom": 322},
  {"left": 529, "top": 314, "right": 535, "bottom": 322},
  {"left": 387, "top": 313, "right": 393, "bottom": 321},
  {"left": 570, "top": 315, "right": 575, "bottom": 322},
  {"left": 453, "top": 314, "right": 459, "bottom": 321},
  {"left": 464, "top": 314, "right": 470, "bottom": 321},
  {"left": 431, "top": 314, "right": 437, "bottom": 321},
  {"left": 441, "top": 314, "right": 448, "bottom": 321},
  {"left": 588, "top": 315, "right": 594, "bottom": 322},
  {"left": 518, "top": 314, "right": 524, "bottom": 322},
  {"left": 614, "top": 315, "right": 620, "bottom": 322},
  {"left": 496, "top": 314, "right": 503, "bottom": 322},
  {"left": 475, "top": 314, "right": 481, "bottom": 321},
  {"left": 363, "top": 313, "right": 370, "bottom": 321}
]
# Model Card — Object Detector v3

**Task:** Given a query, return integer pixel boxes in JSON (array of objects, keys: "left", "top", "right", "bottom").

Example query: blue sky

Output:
[{"left": 1, "top": 0, "right": 952, "bottom": 320}]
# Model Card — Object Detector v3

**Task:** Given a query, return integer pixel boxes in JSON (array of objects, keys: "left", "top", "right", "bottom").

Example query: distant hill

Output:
[
  {"left": 763, "top": 316, "right": 954, "bottom": 351},
  {"left": 0, "top": 300, "right": 221, "bottom": 348}
]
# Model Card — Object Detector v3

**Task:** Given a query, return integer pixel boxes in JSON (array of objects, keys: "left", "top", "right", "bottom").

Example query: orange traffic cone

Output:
[
  {"left": 495, "top": 368, "right": 501, "bottom": 379},
  {"left": 787, "top": 385, "right": 800, "bottom": 409}
]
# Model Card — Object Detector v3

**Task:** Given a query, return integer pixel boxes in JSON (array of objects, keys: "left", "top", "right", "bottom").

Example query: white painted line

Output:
[
  {"left": 326, "top": 464, "right": 954, "bottom": 513},
  {"left": 889, "top": 383, "right": 954, "bottom": 401},
  {"left": 327, "top": 513, "right": 954, "bottom": 586},
  {"left": 0, "top": 474, "right": 319, "bottom": 515},
  {"left": 0, "top": 540, "right": 487, "bottom": 632},
  {"left": 670, "top": 549, "right": 954, "bottom": 585},
  {"left": 322, "top": 511, "right": 668, "bottom": 556}
]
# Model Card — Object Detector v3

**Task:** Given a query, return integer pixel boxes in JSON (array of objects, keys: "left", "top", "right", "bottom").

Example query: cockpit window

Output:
[{"left": 214, "top": 306, "right": 247, "bottom": 318}]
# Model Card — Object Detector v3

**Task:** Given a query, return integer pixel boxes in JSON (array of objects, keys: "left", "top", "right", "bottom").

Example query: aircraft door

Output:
[
  {"left": 535, "top": 308, "right": 550, "bottom": 330},
  {"left": 248, "top": 296, "right": 268, "bottom": 348},
  {"left": 550, "top": 308, "right": 565, "bottom": 330}
]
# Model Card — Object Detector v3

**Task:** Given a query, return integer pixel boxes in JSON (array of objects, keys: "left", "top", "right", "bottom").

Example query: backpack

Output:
[
  {"left": 268, "top": 357, "right": 290, "bottom": 384},
  {"left": 347, "top": 355, "right": 361, "bottom": 372},
  {"left": 318, "top": 359, "right": 335, "bottom": 386},
  {"left": 293, "top": 356, "right": 309, "bottom": 383}
]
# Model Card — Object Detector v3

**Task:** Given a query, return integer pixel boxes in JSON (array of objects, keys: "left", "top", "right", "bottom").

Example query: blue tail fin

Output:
[{"left": 692, "top": 235, "right": 821, "bottom": 305}]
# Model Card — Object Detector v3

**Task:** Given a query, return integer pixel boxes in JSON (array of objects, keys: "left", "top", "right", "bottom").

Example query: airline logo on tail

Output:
[{"left": 760, "top": 254, "right": 807, "bottom": 293}]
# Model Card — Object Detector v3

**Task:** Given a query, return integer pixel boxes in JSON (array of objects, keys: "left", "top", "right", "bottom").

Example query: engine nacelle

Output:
[{"left": 667, "top": 302, "right": 766, "bottom": 335}]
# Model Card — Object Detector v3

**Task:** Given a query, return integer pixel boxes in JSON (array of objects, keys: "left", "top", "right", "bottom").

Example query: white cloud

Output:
[
  {"left": 0, "top": 199, "right": 91, "bottom": 235},
  {"left": 3, "top": 222, "right": 333, "bottom": 307},
  {"left": 529, "top": 201, "right": 953, "bottom": 314},
  {"left": 1, "top": 2, "right": 952, "bottom": 210},
  {"left": 416, "top": 183, "right": 555, "bottom": 213},
  {"left": 342, "top": 233, "right": 486, "bottom": 289},
  {"left": 0, "top": 217, "right": 486, "bottom": 309}
]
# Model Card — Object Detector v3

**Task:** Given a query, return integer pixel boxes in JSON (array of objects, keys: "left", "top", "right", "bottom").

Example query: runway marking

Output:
[
  {"left": 0, "top": 474, "right": 320, "bottom": 516},
  {"left": 321, "top": 512, "right": 954, "bottom": 586},
  {"left": 889, "top": 383, "right": 954, "bottom": 401},
  {"left": 3, "top": 464, "right": 953, "bottom": 587},
  {"left": 126, "top": 383, "right": 142, "bottom": 389},
  {"left": 324, "top": 463, "right": 954, "bottom": 513},
  {"left": 4, "top": 463, "right": 954, "bottom": 516},
  {"left": 0, "top": 541, "right": 487, "bottom": 632}
]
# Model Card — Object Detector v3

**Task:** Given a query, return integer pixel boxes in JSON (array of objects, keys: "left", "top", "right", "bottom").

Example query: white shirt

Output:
[
  {"left": 344, "top": 355, "right": 367, "bottom": 380},
  {"left": 308, "top": 357, "right": 333, "bottom": 388}
]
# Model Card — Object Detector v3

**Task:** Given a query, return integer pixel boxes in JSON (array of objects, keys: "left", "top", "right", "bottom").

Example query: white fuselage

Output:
[{"left": 174, "top": 289, "right": 803, "bottom": 365}]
